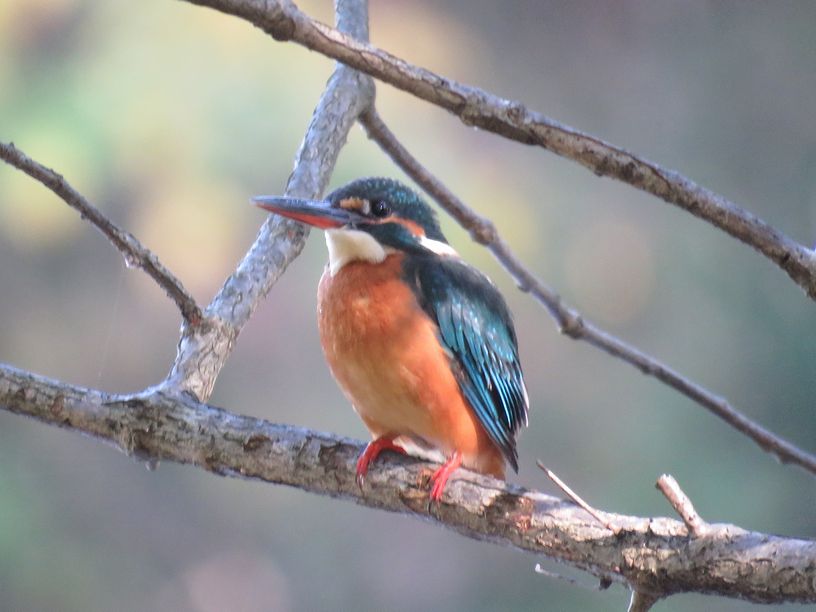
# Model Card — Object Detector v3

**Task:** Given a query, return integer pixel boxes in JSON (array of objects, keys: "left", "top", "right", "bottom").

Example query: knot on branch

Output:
[
  {"left": 257, "top": 2, "right": 296, "bottom": 41},
  {"left": 558, "top": 311, "right": 585, "bottom": 338},
  {"left": 469, "top": 217, "right": 498, "bottom": 245}
]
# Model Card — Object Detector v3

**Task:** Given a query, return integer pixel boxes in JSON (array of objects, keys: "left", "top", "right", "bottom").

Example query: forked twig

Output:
[{"left": 161, "top": 0, "right": 374, "bottom": 401}]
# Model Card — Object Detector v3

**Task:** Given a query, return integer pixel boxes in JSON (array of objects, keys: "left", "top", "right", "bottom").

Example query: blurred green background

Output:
[{"left": 1, "top": 1, "right": 815, "bottom": 610}]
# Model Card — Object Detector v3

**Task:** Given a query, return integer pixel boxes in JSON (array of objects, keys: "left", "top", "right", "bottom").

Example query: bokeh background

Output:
[{"left": 1, "top": 1, "right": 815, "bottom": 610}]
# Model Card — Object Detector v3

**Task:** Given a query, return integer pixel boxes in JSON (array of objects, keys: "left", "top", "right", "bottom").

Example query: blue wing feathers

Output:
[{"left": 404, "top": 255, "right": 529, "bottom": 471}]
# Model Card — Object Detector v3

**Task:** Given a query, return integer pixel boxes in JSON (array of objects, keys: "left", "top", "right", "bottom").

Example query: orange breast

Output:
[{"left": 317, "top": 254, "right": 504, "bottom": 478}]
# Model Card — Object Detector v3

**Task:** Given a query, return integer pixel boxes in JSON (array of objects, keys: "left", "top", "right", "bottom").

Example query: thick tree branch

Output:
[
  {"left": 180, "top": 0, "right": 816, "bottom": 300},
  {"left": 0, "top": 141, "right": 203, "bottom": 325},
  {"left": 359, "top": 106, "right": 816, "bottom": 478},
  {"left": 1, "top": 362, "right": 815, "bottom": 605},
  {"left": 162, "top": 0, "right": 374, "bottom": 401}
]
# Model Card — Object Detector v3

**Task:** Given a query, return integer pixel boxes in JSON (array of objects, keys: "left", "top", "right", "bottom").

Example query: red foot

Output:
[
  {"left": 429, "top": 452, "right": 463, "bottom": 501},
  {"left": 356, "top": 435, "right": 406, "bottom": 487}
]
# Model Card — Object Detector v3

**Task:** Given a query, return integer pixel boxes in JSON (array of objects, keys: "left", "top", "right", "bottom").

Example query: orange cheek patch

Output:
[
  {"left": 339, "top": 197, "right": 367, "bottom": 212},
  {"left": 393, "top": 218, "right": 426, "bottom": 237}
]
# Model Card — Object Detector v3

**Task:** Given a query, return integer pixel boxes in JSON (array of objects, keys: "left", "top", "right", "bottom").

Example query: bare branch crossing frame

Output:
[{"left": 1, "top": 0, "right": 815, "bottom": 608}]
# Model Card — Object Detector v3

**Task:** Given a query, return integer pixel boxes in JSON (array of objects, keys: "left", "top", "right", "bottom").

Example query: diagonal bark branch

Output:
[
  {"left": 1, "top": 362, "right": 814, "bottom": 606},
  {"left": 358, "top": 107, "right": 816, "bottom": 477},
  {"left": 0, "top": 141, "right": 203, "bottom": 325},
  {"left": 163, "top": 0, "right": 374, "bottom": 401},
  {"left": 179, "top": 0, "right": 816, "bottom": 301}
]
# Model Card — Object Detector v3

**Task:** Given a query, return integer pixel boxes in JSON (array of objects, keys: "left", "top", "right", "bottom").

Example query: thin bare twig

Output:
[
  {"left": 360, "top": 106, "right": 816, "bottom": 478},
  {"left": 537, "top": 461, "right": 614, "bottom": 532},
  {"left": 2, "top": 361, "right": 815, "bottom": 605},
  {"left": 0, "top": 141, "right": 203, "bottom": 325},
  {"left": 162, "top": 0, "right": 374, "bottom": 401},
  {"left": 656, "top": 474, "right": 709, "bottom": 538},
  {"left": 179, "top": 0, "right": 816, "bottom": 300}
]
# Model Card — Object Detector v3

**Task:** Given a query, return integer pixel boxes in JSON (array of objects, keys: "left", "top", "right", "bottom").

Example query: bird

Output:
[{"left": 253, "top": 177, "right": 528, "bottom": 500}]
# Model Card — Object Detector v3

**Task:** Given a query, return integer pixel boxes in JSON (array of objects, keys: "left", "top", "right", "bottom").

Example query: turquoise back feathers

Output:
[{"left": 404, "top": 256, "right": 529, "bottom": 471}]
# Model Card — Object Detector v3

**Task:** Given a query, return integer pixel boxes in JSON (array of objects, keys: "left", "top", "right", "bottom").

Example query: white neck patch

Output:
[
  {"left": 325, "top": 229, "right": 389, "bottom": 276},
  {"left": 419, "top": 235, "right": 458, "bottom": 257},
  {"left": 324, "top": 228, "right": 459, "bottom": 276}
]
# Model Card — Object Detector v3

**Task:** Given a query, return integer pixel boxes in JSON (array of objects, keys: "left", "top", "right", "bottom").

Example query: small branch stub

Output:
[{"left": 656, "top": 474, "right": 709, "bottom": 538}]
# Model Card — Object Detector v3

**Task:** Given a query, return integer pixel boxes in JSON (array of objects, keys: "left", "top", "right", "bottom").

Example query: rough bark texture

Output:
[
  {"left": 2, "top": 363, "right": 815, "bottom": 604},
  {"left": 181, "top": 0, "right": 816, "bottom": 301}
]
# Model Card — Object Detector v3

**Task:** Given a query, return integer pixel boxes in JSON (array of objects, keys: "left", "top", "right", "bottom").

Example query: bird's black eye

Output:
[{"left": 370, "top": 200, "right": 391, "bottom": 218}]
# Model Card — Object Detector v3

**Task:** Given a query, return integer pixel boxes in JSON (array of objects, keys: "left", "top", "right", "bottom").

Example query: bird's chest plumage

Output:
[
  {"left": 317, "top": 255, "right": 447, "bottom": 438},
  {"left": 316, "top": 254, "right": 506, "bottom": 478},
  {"left": 318, "top": 256, "right": 413, "bottom": 354}
]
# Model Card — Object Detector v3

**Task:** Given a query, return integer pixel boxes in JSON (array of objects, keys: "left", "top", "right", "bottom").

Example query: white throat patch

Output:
[{"left": 325, "top": 229, "right": 389, "bottom": 276}]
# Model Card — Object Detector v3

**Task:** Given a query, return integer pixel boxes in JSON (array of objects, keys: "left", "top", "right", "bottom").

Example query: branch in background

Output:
[
  {"left": 0, "top": 142, "right": 203, "bottom": 325},
  {"left": 359, "top": 107, "right": 816, "bottom": 478},
  {"left": 162, "top": 0, "right": 374, "bottom": 401},
  {"left": 181, "top": 0, "right": 816, "bottom": 300},
  {"left": 1, "top": 362, "right": 814, "bottom": 606}
]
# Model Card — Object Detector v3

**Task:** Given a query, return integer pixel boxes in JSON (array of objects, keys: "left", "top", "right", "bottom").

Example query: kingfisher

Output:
[{"left": 253, "top": 178, "right": 529, "bottom": 500}]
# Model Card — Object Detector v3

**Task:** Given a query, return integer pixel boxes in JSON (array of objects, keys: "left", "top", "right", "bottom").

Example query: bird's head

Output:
[{"left": 253, "top": 177, "right": 456, "bottom": 275}]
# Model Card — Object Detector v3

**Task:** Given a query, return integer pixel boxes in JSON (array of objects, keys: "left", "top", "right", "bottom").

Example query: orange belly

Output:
[{"left": 317, "top": 255, "right": 504, "bottom": 478}]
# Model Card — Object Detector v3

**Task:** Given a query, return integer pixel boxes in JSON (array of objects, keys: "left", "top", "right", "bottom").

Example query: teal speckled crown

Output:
[{"left": 327, "top": 177, "right": 446, "bottom": 242}]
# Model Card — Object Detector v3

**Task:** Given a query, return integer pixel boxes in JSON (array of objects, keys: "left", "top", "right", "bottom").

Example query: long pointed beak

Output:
[{"left": 252, "top": 195, "right": 364, "bottom": 229}]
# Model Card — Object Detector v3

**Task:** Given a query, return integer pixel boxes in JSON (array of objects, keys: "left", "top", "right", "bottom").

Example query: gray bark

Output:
[{"left": 2, "top": 363, "right": 814, "bottom": 605}]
